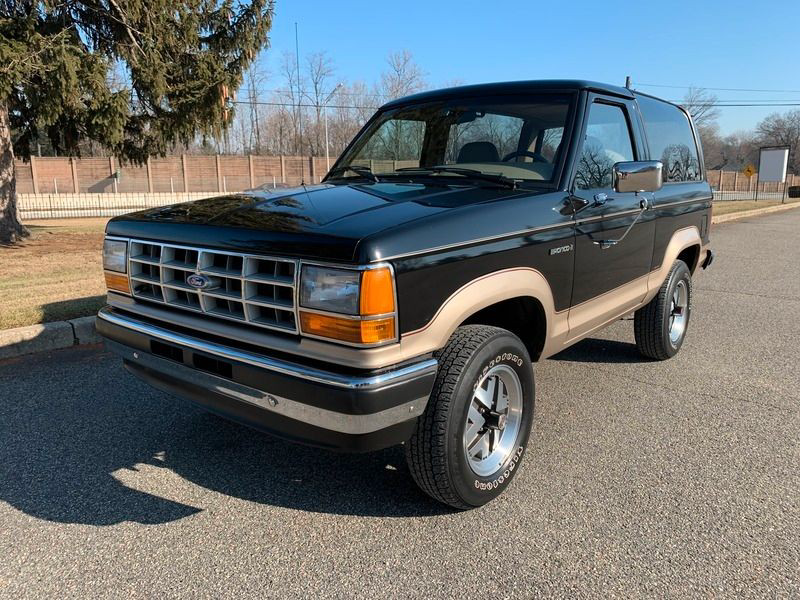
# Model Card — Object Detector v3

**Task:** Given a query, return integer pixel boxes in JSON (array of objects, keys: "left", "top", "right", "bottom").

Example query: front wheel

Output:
[{"left": 405, "top": 325, "right": 534, "bottom": 510}]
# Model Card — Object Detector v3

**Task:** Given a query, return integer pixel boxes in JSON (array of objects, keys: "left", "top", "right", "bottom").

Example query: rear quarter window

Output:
[{"left": 637, "top": 95, "right": 702, "bottom": 183}]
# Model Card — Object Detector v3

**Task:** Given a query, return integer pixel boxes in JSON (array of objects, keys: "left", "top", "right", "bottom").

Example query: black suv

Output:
[{"left": 97, "top": 80, "right": 714, "bottom": 509}]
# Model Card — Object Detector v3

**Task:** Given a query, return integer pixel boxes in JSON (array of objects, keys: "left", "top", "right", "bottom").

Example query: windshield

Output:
[{"left": 329, "top": 94, "right": 574, "bottom": 186}]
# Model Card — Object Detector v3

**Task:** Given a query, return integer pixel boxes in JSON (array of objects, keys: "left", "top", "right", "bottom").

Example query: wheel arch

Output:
[
  {"left": 461, "top": 296, "right": 547, "bottom": 361},
  {"left": 677, "top": 244, "right": 701, "bottom": 274},
  {"left": 646, "top": 226, "right": 702, "bottom": 301},
  {"left": 397, "top": 267, "right": 562, "bottom": 364}
]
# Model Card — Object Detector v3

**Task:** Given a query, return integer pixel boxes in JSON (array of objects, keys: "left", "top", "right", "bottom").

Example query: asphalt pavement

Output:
[{"left": 1, "top": 210, "right": 798, "bottom": 598}]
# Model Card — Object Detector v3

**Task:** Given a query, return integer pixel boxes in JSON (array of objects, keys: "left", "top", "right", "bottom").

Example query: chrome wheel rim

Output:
[
  {"left": 463, "top": 364, "right": 523, "bottom": 477},
  {"left": 668, "top": 280, "right": 689, "bottom": 345}
]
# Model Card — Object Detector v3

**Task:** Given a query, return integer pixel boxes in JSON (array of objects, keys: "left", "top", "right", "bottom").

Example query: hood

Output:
[{"left": 106, "top": 182, "right": 536, "bottom": 262}]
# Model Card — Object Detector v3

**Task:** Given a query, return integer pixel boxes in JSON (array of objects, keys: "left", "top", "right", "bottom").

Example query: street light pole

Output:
[{"left": 323, "top": 83, "right": 343, "bottom": 172}]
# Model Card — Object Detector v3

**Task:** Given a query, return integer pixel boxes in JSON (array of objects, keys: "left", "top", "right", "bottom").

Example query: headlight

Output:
[
  {"left": 103, "top": 239, "right": 128, "bottom": 273},
  {"left": 103, "top": 238, "right": 130, "bottom": 294},
  {"left": 300, "top": 266, "right": 361, "bottom": 314},
  {"left": 299, "top": 265, "right": 396, "bottom": 345}
]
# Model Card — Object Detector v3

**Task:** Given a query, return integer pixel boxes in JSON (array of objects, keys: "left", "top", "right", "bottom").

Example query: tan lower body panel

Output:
[{"left": 541, "top": 226, "right": 703, "bottom": 359}]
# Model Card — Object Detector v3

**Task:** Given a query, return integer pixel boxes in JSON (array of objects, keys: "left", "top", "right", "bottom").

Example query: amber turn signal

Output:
[
  {"left": 359, "top": 267, "right": 395, "bottom": 316},
  {"left": 104, "top": 271, "right": 130, "bottom": 294},
  {"left": 300, "top": 312, "right": 395, "bottom": 344}
]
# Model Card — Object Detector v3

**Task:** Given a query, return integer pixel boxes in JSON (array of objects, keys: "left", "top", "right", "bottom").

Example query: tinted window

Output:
[
  {"left": 335, "top": 95, "right": 573, "bottom": 184},
  {"left": 445, "top": 113, "right": 524, "bottom": 164},
  {"left": 637, "top": 95, "right": 701, "bottom": 182},
  {"left": 354, "top": 118, "right": 426, "bottom": 166},
  {"left": 537, "top": 127, "right": 564, "bottom": 162},
  {"left": 575, "top": 103, "right": 634, "bottom": 190}
]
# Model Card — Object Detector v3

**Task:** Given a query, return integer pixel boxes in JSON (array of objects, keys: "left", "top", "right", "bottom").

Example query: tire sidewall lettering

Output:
[
  {"left": 473, "top": 446, "right": 525, "bottom": 492},
  {"left": 475, "top": 353, "right": 525, "bottom": 392}
]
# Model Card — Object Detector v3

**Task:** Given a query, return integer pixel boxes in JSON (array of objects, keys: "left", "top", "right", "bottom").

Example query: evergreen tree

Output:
[{"left": 0, "top": 0, "right": 274, "bottom": 243}]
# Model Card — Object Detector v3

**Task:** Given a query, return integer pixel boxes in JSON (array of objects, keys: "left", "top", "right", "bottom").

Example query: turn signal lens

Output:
[
  {"left": 359, "top": 267, "right": 395, "bottom": 315},
  {"left": 104, "top": 271, "right": 130, "bottom": 294},
  {"left": 300, "top": 312, "right": 395, "bottom": 344}
]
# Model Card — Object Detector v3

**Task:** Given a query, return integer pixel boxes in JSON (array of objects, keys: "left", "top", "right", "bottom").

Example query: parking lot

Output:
[{"left": 1, "top": 210, "right": 798, "bottom": 598}]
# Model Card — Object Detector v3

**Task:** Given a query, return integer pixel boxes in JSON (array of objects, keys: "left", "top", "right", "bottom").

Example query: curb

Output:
[
  {"left": 0, "top": 316, "right": 101, "bottom": 361},
  {"left": 712, "top": 201, "right": 800, "bottom": 224}
]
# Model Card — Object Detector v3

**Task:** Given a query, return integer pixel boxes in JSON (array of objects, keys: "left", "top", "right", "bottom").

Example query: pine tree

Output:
[{"left": 0, "top": 0, "right": 274, "bottom": 243}]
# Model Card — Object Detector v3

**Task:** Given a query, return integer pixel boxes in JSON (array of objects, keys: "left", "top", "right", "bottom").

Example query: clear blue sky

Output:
[{"left": 261, "top": 0, "right": 800, "bottom": 134}]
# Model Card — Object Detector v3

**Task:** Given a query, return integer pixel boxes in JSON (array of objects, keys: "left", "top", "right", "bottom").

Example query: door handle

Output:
[{"left": 593, "top": 193, "right": 651, "bottom": 250}]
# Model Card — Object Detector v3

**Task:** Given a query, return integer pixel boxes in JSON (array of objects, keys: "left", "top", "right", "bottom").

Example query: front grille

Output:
[{"left": 128, "top": 240, "right": 298, "bottom": 334}]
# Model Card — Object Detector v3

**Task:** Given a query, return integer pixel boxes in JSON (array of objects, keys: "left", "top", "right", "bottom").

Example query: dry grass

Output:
[
  {"left": 0, "top": 218, "right": 109, "bottom": 329},
  {"left": 713, "top": 198, "right": 799, "bottom": 216}
]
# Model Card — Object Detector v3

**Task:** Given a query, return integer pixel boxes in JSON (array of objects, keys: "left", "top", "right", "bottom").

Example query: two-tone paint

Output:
[{"left": 99, "top": 80, "right": 712, "bottom": 451}]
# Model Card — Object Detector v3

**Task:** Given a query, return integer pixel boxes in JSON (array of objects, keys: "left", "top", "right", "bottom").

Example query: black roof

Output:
[{"left": 381, "top": 79, "right": 635, "bottom": 109}]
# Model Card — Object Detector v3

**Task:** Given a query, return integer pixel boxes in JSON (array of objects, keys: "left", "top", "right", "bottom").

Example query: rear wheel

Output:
[
  {"left": 405, "top": 325, "right": 534, "bottom": 510},
  {"left": 634, "top": 260, "right": 692, "bottom": 360}
]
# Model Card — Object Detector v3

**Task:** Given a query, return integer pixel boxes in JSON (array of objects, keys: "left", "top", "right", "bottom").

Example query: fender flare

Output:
[{"left": 646, "top": 226, "right": 702, "bottom": 302}]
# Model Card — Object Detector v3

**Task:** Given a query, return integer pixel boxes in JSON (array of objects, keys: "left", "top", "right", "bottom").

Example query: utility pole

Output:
[
  {"left": 323, "top": 83, "right": 343, "bottom": 172},
  {"left": 295, "top": 22, "right": 305, "bottom": 185}
]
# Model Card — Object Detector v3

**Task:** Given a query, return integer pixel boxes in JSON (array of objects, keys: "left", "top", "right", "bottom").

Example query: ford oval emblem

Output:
[{"left": 186, "top": 274, "right": 211, "bottom": 289}]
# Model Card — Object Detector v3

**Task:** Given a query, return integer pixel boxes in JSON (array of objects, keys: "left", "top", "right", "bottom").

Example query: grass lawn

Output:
[
  {"left": 0, "top": 218, "right": 109, "bottom": 329},
  {"left": 1, "top": 198, "right": 798, "bottom": 330},
  {"left": 713, "top": 198, "right": 799, "bottom": 216}
]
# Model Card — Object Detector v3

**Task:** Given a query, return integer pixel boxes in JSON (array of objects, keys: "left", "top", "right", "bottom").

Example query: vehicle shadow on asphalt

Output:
[
  {"left": 0, "top": 348, "right": 449, "bottom": 526},
  {"left": 550, "top": 336, "right": 650, "bottom": 364}
]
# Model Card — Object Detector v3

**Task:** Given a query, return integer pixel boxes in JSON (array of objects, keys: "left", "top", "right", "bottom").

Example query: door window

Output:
[{"left": 575, "top": 103, "right": 635, "bottom": 190}]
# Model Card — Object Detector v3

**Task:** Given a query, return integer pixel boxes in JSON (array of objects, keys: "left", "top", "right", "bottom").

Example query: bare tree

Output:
[
  {"left": 304, "top": 52, "right": 335, "bottom": 156},
  {"left": 244, "top": 60, "right": 269, "bottom": 153},
  {"left": 756, "top": 110, "right": 800, "bottom": 173},
  {"left": 279, "top": 51, "right": 305, "bottom": 155},
  {"left": 682, "top": 87, "right": 720, "bottom": 129},
  {"left": 380, "top": 50, "right": 427, "bottom": 100}
]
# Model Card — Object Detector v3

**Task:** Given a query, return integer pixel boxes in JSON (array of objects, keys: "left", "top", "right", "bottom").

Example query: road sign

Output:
[
  {"left": 758, "top": 147, "right": 789, "bottom": 183},
  {"left": 743, "top": 165, "right": 756, "bottom": 178}
]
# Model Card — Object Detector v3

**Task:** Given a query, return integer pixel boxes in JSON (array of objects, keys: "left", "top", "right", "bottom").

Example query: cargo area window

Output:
[{"left": 637, "top": 95, "right": 702, "bottom": 183}]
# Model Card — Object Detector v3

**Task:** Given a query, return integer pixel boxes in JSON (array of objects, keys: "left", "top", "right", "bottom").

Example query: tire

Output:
[
  {"left": 634, "top": 259, "right": 692, "bottom": 360},
  {"left": 405, "top": 325, "right": 534, "bottom": 510}
]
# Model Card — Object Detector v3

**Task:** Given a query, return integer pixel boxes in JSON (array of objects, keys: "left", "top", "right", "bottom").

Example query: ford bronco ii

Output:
[{"left": 97, "top": 80, "right": 714, "bottom": 509}]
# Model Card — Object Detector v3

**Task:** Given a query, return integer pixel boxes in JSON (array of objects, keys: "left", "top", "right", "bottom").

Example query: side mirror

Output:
[{"left": 613, "top": 161, "right": 663, "bottom": 193}]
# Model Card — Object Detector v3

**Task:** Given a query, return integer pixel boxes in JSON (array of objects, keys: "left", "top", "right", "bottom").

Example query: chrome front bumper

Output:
[{"left": 96, "top": 307, "right": 438, "bottom": 451}]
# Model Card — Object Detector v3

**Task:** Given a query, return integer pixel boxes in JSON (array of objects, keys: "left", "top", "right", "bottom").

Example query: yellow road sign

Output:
[{"left": 743, "top": 165, "right": 756, "bottom": 178}]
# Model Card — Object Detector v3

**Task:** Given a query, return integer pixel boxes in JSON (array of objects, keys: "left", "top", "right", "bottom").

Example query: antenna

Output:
[
  {"left": 625, "top": 75, "right": 632, "bottom": 89},
  {"left": 295, "top": 22, "right": 305, "bottom": 185}
]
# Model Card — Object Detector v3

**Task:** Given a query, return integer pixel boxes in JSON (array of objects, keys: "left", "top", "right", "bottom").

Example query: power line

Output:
[
  {"left": 231, "top": 99, "right": 375, "bottom": 110},
  {"left": 253, "top": 87, "right": 391, "bottom": 99},
  {"left": 638, "top": 82, "right": 800, "bottom": 94},
  {"left": 666, "top": 101, "right": 800, "bottom": 107}
]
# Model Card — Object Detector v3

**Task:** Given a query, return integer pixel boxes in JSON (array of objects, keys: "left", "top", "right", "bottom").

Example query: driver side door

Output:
[{"left": 567, "top": 95, "right": 656, "bottom": 338}]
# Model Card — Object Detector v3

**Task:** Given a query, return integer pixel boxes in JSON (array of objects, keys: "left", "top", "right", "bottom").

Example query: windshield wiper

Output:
[
  {"left": 326, "top": 165, "right": 380, "bottom": 183},
  {"left": 395, "top": 166, "right": 518, "bottom": 189}
]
